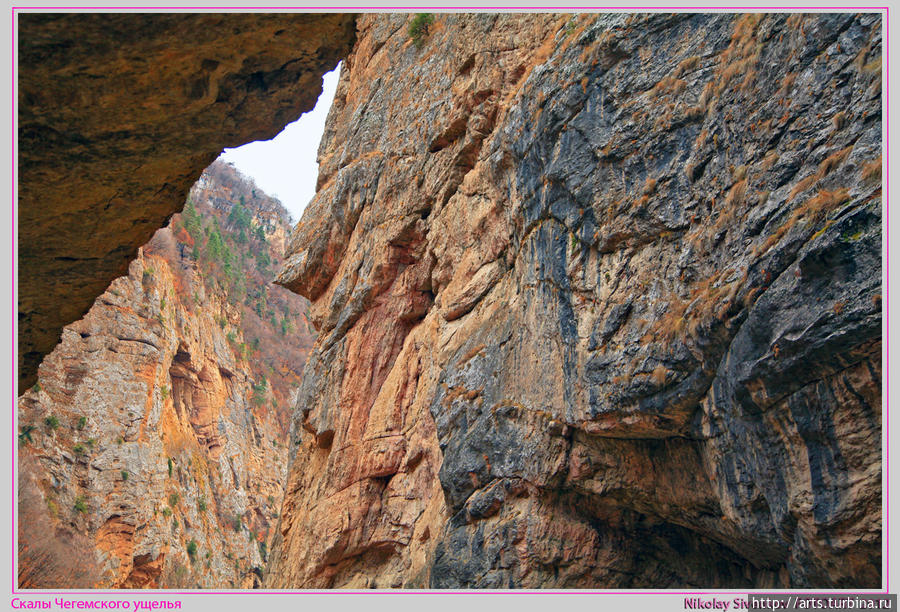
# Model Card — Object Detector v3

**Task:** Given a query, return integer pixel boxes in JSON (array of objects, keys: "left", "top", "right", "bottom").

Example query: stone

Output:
[
  {"left": 18, "top": 13, "right": 356, "bottom": 392},
  {"left": 17, "top": 162, "right": 314, "bottom": 588},
  {"left": 270, "top": 13, "right": 882, "bottom": 588}
]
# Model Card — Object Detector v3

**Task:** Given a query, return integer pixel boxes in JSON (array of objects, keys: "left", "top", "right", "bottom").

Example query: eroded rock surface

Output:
[
  {"left": 271, "top": 13, "right": 882, "bottom": 588},
  {"left": 18, "top": 13, "right": 356, "bottom": 392},
  {"left": 18, "top": 164, "right": 314, "bottom": 588}
]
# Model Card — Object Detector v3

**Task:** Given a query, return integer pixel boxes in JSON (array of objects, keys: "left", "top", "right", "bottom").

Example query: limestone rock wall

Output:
[
  {"left": 18, "top": 13, "right": 356, "bottom": 392},
  {"left": 271, "top": 13, "right": 882, "bottom": 588},
  {"left": 17, "top": 165, "right": 313, "bottom": 589}
]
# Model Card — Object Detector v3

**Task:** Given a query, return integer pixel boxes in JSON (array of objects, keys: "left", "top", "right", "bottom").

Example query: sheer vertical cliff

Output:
[
  {"left": 18, "top": 163, "right": 314, "bottom": 588},
  {"left": 271, "top": 13, "right": 882, "bottom": 588}
]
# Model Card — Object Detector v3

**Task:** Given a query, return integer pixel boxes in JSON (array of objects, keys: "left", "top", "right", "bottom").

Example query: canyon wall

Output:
[
  {"left": 18, "top": 13, "right": 356, "bottom": 392},
  {"left": 18, "top": 163, "right": 314, "bottom": 588},
  {"left": 270, "top": 13, "right": 883, "bottom": 588}
]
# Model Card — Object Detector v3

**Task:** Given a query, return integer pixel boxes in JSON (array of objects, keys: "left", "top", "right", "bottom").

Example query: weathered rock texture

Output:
[
  {"left": 18, "top": 13, "right": 356, "bottom": 392},
  {"left": 271, "top": 13, "right": 883, "bottom": 588},
  {"left": 18, "top": 164, "right": 314, "bottom": 588}
]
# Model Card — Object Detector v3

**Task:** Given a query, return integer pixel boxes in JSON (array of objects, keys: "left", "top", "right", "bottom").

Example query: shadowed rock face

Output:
[
  {"left": 271, "top": 13, "right": 882, "bottom": 588},
  {"left": 17, "top": 13, "right": 356, "bottom": 392}
]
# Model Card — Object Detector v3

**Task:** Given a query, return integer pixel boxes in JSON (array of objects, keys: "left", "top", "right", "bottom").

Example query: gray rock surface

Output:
[{"left": 271, "top": 13, "right": 881, "bottom": 588}]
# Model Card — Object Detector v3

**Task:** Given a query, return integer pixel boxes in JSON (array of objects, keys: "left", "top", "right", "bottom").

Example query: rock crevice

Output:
[{"left": 270, "top": 13, "right": 882, "bottom": 588}]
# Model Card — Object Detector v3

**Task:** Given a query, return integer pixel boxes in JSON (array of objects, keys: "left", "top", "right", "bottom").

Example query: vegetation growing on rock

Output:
[
  {"left": 408, "top": 13, "right": 434, "bottom": 48},
  {"left": 17, "top": 161, "right": 313, "bottom": 588}
]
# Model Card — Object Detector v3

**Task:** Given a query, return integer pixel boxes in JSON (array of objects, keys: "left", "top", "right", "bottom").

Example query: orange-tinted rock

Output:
[
  {"left": 17, "top": 163, "right": 313, "bottom": 588},
  {"left": 18, "top": 13, "right": 356, "bottom": 392},
  {"left": 272, "top": 13, "right": 882, "bottom": 588}
]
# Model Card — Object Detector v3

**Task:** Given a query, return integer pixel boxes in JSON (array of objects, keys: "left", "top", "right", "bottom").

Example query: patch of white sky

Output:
[{"left": 218, "top": 63, "right": 341, "bottom": 223}]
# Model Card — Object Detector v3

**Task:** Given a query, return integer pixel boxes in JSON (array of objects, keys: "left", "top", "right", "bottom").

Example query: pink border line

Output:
[
  {"left": 7, "top": 590, "right": 895, "bottom": 596},
  {"left": 5, "top": 5, "right": 895, "bottom": 8},
  {"left": 10, "top": 5, "right": 15, "bottom": 597},
  {"left": 9, "top": 5, "right": 891, "bottom": 597},
  {"left": 884, "top": 2, "right": 890, "bottom": 595}
]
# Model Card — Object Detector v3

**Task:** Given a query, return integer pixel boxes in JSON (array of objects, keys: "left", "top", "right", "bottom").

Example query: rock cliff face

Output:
[
  {"left": 18, "top": 163, "right": 314, "bottom": 588},
  {"left": 18, "top": 13, "right": 356, "bottom": 392},
  {"left": 271, "top": 13, "right": 882, "bottom": 588}
]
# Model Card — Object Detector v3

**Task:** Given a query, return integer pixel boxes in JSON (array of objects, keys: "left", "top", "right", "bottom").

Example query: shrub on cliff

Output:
[
  {"left": 186, "top": 539, "right": 198, "bottom": 561},
  {"left": 18, "top": 425, "right": 35, "bottom": 445},
  {"left": 205, "top": 226, "right": 231, "bottom": 267},
  {"left": 227, "top": 199, "right": 251, "bottom": 233},
  {"left": 254, "top": 250, "right": 271, "bottom": 274},
  {"left": 408, "top": 13, "right": 434, "bottom": 48},
  {"left": 258, "top": 540, "right": 267, "bottom": 562},
  {"left": 251, "top": 376, "right": 268, "bottom": 407},
  {"left": 182, "top": 198, "right": 201, "bottom": 238}
]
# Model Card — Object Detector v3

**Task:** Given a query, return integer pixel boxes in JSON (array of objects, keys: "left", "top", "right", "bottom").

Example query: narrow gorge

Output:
[
  {"left": 18, "top": 162, "right": 314, "bottom": 588},
  {"left": 17, "top": 12, "right": 883, "bottom": 590}
]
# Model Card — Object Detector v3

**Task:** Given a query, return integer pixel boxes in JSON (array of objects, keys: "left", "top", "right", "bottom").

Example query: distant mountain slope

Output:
[{"left": 18, "top": 161, "right": 314, "bottom": 588}]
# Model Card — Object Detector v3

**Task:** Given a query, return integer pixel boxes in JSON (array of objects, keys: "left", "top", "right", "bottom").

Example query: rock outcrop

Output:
[
  {"left": 18, "top": 13, "right": 356, "bottom": 392},
  {"left": 18, "top": 163, "right": 314, "bottom": 588},
  {"left": 271, "top": 13, "right": 882, "bottom": 588}
]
